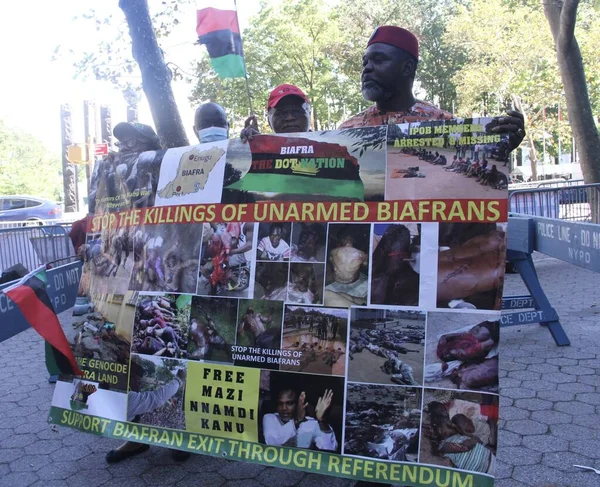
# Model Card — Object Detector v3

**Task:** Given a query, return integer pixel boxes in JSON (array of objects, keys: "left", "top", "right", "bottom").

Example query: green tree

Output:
[
  {"left": 0, "top": 120, "right": 63, "bottom": 201},
  {"left": 544, "top": 0, "right": 600, "bottom": 189},
  {"left": 190, "top": 0, "right": 465, "bottom": 130},
  {"left": 191, "top": 0, "right": 350, "bottom": 130},
  {"left": 444, "top": 0, "right": 562, "bottom": 145},
  {"left": 444, "top": 0, "right": 600, "bottom": 180}
]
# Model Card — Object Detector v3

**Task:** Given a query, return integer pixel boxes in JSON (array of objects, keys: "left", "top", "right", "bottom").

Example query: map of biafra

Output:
[{"left": 158, "top": 146, "right": 225, "bottom": 198}]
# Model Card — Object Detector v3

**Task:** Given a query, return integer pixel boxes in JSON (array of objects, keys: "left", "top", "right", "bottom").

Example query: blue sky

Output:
[{"left": 0, "top": 0, "right": 261, "bottom": 152}]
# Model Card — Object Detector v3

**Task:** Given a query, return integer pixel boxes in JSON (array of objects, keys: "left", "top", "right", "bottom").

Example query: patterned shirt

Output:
[{"left": 339, "top": 100, "right": 452, "bottom": 129}]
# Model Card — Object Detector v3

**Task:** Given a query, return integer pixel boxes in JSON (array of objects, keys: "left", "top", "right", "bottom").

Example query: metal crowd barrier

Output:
[
  {"left": 0, "top": 215, "right": 80, "bottom": 230},
  {"left": 509, "top": 183, "right": 600, "bottom": 222},
  {"left": 0, "top": 225, "right": 75, "bottom": 274},
  {"left": 536, "top": 179, "right": 584, "bottom": 188}
]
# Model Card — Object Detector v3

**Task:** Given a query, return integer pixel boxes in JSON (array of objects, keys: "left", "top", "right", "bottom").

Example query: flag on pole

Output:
[
  {"left": 2, "top": 267, "right": 82, "bottom": 376},
  {"left": 196, "top": 7, "right": 246, "bottom": 79}
]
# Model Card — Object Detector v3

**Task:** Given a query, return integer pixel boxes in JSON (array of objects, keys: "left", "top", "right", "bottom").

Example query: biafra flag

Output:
[
  {"left": 197, "top": 7, "right": 246, "bottom": 79},
  {"left": 3, "top": 268, "right": 82, "bottom": 376},
  {"left": 226, "top": 135, "right": 365, "bottom": 201}
]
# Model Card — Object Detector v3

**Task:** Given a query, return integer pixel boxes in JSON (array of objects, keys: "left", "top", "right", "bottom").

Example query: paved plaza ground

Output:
[{"left": 0, "top": 253, "right": 599, "bottom": 487}]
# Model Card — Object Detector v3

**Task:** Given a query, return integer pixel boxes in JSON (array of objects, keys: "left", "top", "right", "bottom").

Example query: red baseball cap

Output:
[
  {"left": 267, "top": 84, "right": 310, "bottom": 109},
  {"left": 368, "top": 26, "right": 419, "bottom": 61}
]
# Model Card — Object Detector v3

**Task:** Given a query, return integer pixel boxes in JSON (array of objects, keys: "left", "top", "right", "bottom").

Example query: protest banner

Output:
[{"left": 50, "top": 118, "right": 508, "bottom": 486}]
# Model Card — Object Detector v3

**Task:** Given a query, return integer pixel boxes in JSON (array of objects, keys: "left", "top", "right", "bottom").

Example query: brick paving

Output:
[
  {"left": 0, "top": 253, "right": 599, "bottom": 486},
  {"left": 496, "top": 254, "right": 600, "bottom": 487}
]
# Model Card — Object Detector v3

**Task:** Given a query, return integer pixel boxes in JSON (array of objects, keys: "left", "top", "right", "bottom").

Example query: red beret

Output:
[{"left": 367, "top": 26, "right": 419, "bottom": 61}]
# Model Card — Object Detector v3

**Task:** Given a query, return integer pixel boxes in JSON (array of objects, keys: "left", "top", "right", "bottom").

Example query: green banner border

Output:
[{"left": 49, "top": 407, "right": 494, "bottom": 487}]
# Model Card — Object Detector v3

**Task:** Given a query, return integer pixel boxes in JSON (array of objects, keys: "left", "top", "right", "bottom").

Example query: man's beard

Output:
[{"left": 362, "top": 81, "right": 394, "bottom": 102}]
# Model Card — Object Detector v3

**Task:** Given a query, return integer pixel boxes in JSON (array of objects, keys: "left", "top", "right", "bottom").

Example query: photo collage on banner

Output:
[{"left": 51, "top": 119, "right": 509, "bottom": 486}]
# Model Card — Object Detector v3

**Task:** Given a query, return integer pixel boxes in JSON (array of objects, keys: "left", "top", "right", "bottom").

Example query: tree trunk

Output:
[
  {"left": 119, "top": 0, "right": 189, "bottom": 148},
  {"left": 512, "top": 96, "right": 538, "bottom": 181},
  {"left": 543, "top": 0, "right": 600, "bottom": 188}
]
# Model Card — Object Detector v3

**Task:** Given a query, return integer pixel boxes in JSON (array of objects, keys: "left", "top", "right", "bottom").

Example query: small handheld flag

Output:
[
  {"left": 196, "top": 7, "right": 246, "bottom": 79},
  {"left": 2, "top": 267, "right": 82, "bottom": 376}
]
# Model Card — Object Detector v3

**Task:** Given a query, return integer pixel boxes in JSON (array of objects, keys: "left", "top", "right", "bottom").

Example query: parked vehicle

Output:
[{"left": 0, "top": 195, "right": 63, "bottom": 224}]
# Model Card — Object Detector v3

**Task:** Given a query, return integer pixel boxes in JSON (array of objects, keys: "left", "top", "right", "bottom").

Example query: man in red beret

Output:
[
  {"left": 340, "top": 26, "right": 525, "bottom": 150},
  {"left": 241, "top": 84, "right": 311, "bottom": 141}
]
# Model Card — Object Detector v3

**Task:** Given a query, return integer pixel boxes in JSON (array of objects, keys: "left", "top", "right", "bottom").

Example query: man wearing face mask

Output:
[
  {"left": 240, "top": 84, "right": 311, "bottom": 141},
  {"left": 194, "top": 102, "right": 230, "bottom": 143}
]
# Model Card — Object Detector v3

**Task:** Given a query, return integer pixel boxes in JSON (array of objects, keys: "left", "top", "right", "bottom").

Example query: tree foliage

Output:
[
  {"left": 62, "top": 0, "right": 600, "bottom": 181},
  {"left": 0, "top": 120, "right": 63, "bottom": 201},
  {"left": 444, "top": 0, "right": 600, "bottom": 162},
  {"left": 189, "top": 0, "right": 467, "bottom": 129}
]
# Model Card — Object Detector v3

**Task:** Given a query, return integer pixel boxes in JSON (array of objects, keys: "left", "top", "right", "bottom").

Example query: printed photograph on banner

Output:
[
  {"left": 78, "top": 228, "right": 134, "bottom": 296},
  {"left": 258, "top": 370, "right": 345, "bottom": 453},
  {"left": 323, "top": 223, "right": 371, "bottom": 307},
  {"left": 281, "top": 305, "right": 348, "bottom": 376},
  {"left": 256, "top": 222, "right": 292, "bottom": 262},
  {"left": 437, "top": 223, "right": 507, "bottom": 310},
  {"left": 67, "top": 292, "right": 135, "bottom": 392},
  {"left": 154, "top": 140, "right": 228, "bottom": 206},
  {"left": 287, "top": 263, "right": 325, "bottom": 305},
  {"left": 187, "top": 296, "right": 237, "bottom": 363},
  {"left": 128, "top": 354, "right": 187, "bottom": 428},
  {"left": 420, "top": 389, "right": 499, "bottom": 475},
  {"left": 51, "top": 378, "right": 127, "bottom": 421},
  {"left": 425, "top": 312, "right": 499, "bottom": 393},
  {"left": 290, "top": 222, "right": 327, "bottom": 263},
  {"left": 185, "top": 361, "right": 261, "bottom": 442},
  {"left": 132, "top": 294, "right": 191, "bottom": 359},
  {"left": 385, "top": 118, "right": 510, "bottom": 201},
  {"left": 254, "top": 261, "right": 289, "bottom": 301},
  {"left": 348, "top": 308, "right": 424, "bottom": 386},
  {"left": 197, "top": 222, "right": 255, "bottom": 298},
  {"left": 128, "top": 222, "right": 202, "bottom": 294},
  {"left": 234, "top": 299, "right": 284, "bottom": 370},
  {"left": 370, "top": 223, "right": 420, "bottom": 306},
  {"left": 90, "top": 149, "right": 165, "bottom": 215},
  {"left": 344, "top": 383, "right": 421, "bottom": 462},
  {"left": 222, "top": 127, "right": 386, "bottom": 203}
]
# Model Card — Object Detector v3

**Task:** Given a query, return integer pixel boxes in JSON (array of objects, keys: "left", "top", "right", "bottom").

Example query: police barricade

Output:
[
  {"left": 0, "top": 216, "right": 79, "bottom": 230},
  {"left": 536, "top": 179, "right": 584, "bottom": 188},
  {"left": 508, "top": 183, "right": 600, "bottom": 222},
  {"left": 0, "top": 225, "right": 75, "bottom": 274},
  {"left": 502, "top": 214, "right": 600, "bottom": 346},
  {"left": 0, "top": 259, "right": 83, "bottom": 343}
]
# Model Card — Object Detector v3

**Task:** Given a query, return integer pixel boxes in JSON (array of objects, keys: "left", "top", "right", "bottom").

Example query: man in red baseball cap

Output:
[
  {"left": 241, "top": 83, "right": 311, "bottom": 141},
  {"left": 340, "top": 26, "right": 525, "bottom": 152}
]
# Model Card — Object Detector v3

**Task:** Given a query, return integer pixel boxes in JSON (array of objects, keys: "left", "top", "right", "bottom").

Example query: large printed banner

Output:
[{"left": 51, "top": 118, "right": 508, "bottom": 486}]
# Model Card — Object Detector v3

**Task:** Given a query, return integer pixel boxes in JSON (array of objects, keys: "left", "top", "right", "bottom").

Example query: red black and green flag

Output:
[
  {"left": 3, "top": 268, "right": 82, "bottom": 376},
  {"left": 196, "top": 7, "right": 246, "bottom": 79},
  {"left": 225, "top": 135, "right": 365, "bottom": 201}
]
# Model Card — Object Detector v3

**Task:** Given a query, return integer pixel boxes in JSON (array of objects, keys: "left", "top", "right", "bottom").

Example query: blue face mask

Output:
[{"left": 198, "top": 126, "right": 228, "bottom": 142}]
